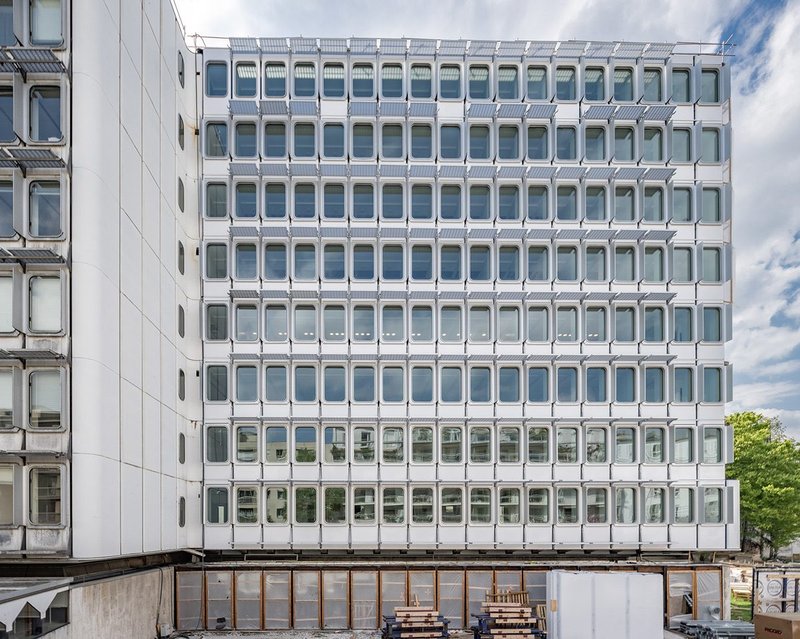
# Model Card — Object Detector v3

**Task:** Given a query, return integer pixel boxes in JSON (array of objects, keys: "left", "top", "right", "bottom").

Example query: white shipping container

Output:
[{"left": 547, "top": 570, "right": 664, "bottom": 639}]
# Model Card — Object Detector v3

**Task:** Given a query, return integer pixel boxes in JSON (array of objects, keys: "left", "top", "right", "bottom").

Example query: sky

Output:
[{"left": 173, "top": 0, "right": 800, "bottom": 435}]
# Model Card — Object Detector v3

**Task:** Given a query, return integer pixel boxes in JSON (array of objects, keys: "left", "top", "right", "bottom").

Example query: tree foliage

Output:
[{"left": 726, "top": 411, "right": 800, "bottom": 559}]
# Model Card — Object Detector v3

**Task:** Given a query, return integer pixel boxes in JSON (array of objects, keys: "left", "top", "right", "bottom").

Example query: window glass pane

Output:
[
  {"left": 674, "top": 368, "right": 694, "bottom": 402},
  {"left": 323, "top": 124, "right": 345, "bottom": 158},
  {"left": 412, "top": 488, "right": 434, "bottom": 522},
  {"left": 615, "top": 247, "right": 635, "bottom": 281},
  {"left": 440, "top": 125, "right": 461, "bottom": 159},
  {"left": 294, "top": 63, "right": 316, "bottom": 97},
  {"left": 674, "top": 487, "right": 694, "bottom": 523},
  {"left": 498, "top": 186, "right": 520, "bottom": 220},
  {"left": 265, "top": 63, "right": 286, "bottom": 97},
  {"left": 701, "top": 69, "right": 719, "bottom": 103},
  {"left": 614, "top": 128, "right": 634, "bottom": 162},
  {"left": 616, "top": 368, "right": 636, "bottom": 403},
  {"left": 614, "top": 186, "right": 634, "bottom": 221},
  {"left": 470, "top": 367, "right": 491, "bottom": 402},
  {"left": 295, "top": 426, "right": 317, "bottom": 463},
  {"left": 644, "top": 128, "right": 663, "bottom": 162},
  {"left": 382, "top": 487, "right": 403, "bottom": 523},
  {"left": 704, "top": 428, "right": 722, "bottom": 463},
  {"left": 265, "top": 306, "right": 288, "bottom": 342},
  {"left": 470, "top": 488, "right": 491, "bottom": 523},
  {"left": 702, "top": 248, "right": 721, "bottom": 282},
  {"left": 412, "top": 427, "right": 433, "bottom": 463},
  {"left": 353, "top": 427, "right": 375, "bottom": 462},
  {"left": 498, "top": 126, "right": 519, "bottom": 160},
  {"left": 235, "top": 62, "right": 257, "bottom": 96},
  {"left": 30, "top": 370, "right": 60, "bottom": 428},
  {"left": 411, "top": 65, "right": 432, "bottom": 98},
  {"left": 673, "top": 129, "right": 691, "bottom": 163},
  {"left": 0, "top": 88, "right": 13, "bottom": 143},
  {"left": 528, "top": 368, "right": 549, "bottom": 402},
  {"left": 470, "top": 246, "right": 491, "bottom": 280},
  {"left": 266, "top": 486, "right": 288, "bottom": 523},
  {"left": 0, "top": 465, "right": 13, "bottom": 524},
  {"left": 498, "top": 66, "right": 519, "bottom": 99},
  {"left": 353, "top": 245, "right": 374, "bottom": 280},
  {"left": 206, "top": 122, "right": 228, "bottom": 156},
  {"left": 352, "top": 64, "right": 374, "bottom": 97},
  {"left": 441, "top": 488, "right": 463, "bottom": 523},
  {"left": 353, "top": 306, "right": 374, "bottom": 341},
  {"left": 616, "top": 487, "right": 636, "bottom": 523},
  {"left": 675, "top": 428, "right": 693, "bottom": 463},
  {"left": 294, "top": 366, "right": 317, "bottom": 402},
  {"left": 555, "top": 67, "right": 575, "bottom": 100},
  {"left": 352, "top": 183, "right": 374, "bottom": 218},
  {"left": 616, "top": 427, "right": 635, "bottom": 463},
  {"left": 614, "top": 68, "right": 633, "bottom": 101},
  {"left": 470, "top": 427, "right": 491, "bottom": 463},
  {"left": 500, "top": 488, "right": 521, "bottom": 523},
  {"left": 237, "top": 426, "right": 258, "bottom": 462},
  {"left": 294, "top": 244, "right": 316, "bottom": 279},
  {"left": 702, "top": 129, "right": 720, "bottom": 162},
  {"left": 29, "top": 277, "right": 61, "bottom": 332},
  {"left": 235, "top": 244, "right": 257, "bottom": 279},
  {"left": 237, "top": 487, "right": 258, "bottom": 523},
  {"left": 382, "top": 125, "right": 403, "bottom": 159},
  {"left": 324, "top": 367, "right": 346, "bottom": 402},
  {"left": 440, "top": 185, "right": 461, "bottom": 220},
  {"left": 381, "top": 64, "right": 403, "bottom": 97},
  {"left": 703, "top": 307, "right": 722, "bottom": 342},
  {"left": 498, "top": 307, "right": 519, "bottom": 341},
  {"left": 206, "top": 366, "right": 228, "bottom": 401},
  {"left": 469, "top": 306, "right": 490, "bottom": 342},
  {"left": 527, "top": 66, "right": 547, "bottom": 99},
  {"left": 586, "top": 247, "right": 606, "bottom": 281},
  {"left": 499, "top": 427, "right": 520, "bottom": 462},
  {"left": 382, "top": 367, "right": 404, "bottom": 402},
  {"left": 325, "top": 487, "right": 346, "bottom": 524},
  {"left": 381, "top": 306, "right": 404, "bottom": 342},
  {"left": 615, "top": 307, "right": 635, "bottom": 342},
  {"left": 674, "top": 307, "right": 693, "bottom": 342},
  {"left": 644, "top": 307, "right": 664, "bottom": 342},
  {"left": 323, "top": 63, "right": 345, "bottom": 97},
  {"left": 264, "top": 183, "right": 286, "bottom": 218},
  {"left": 29, "top": 181, "right": 60, "bottom": 237},
  {"left": 645, "top": 369, "right": 664, "bottom": 403},
  {"left": 264, "top": 123, "right": 286, "bottom": 157},
  {"left": 411, "top": 125, "right": 433, "bottom": 159},
  {"left": 557, "top": 488, "right": 578, "bottom": 523},
  {"left": 439, "top": 65, "right": 461, "bottom": 98},
  {"left": 529, "top": 488, "right": 549, "bottom": 523},
  {"left": 702, "top": 188, "right": 721, "bottom": 222},
  {"left": 352, "top": 124, "right": 374, "bottom": 158},
  {"left": 294, "top": 123, "right": 316, "bottom": 158},
  {"left": 441, "top": 427, "right": 462, "bottom": 463},
  {"left": 382, "top": 245, "right": 404, "bottom": 280},
  {"left": 438, "top": 246, "right": 460, "bottom": 281},
  {"left": 411, "top": 306, "right": 433, "bottom": 341},
  {"left": 645, "top": 428, "right": 665, "bottom": 463},
  {"left": 235, "top": 123, "right": 257, "bottom": 157},
  {"left": 235, "top": 305, "right": 258, "bottom": 341},
  {"left": 206, "top": 426, "right": 228, "bottom": 462},
  {"left": 265, "top": 426, "right": 287, "bottom": 463},
  {"left": 527, "top": 247, "right": 549, "bottom": 281},
  {"left": 703, "top": 368, "right": 722, "bottom": 403},
  {"left": 382, "top": 427, "right": 404, "bottom": 463},
  {"left": 353, "top": 367, "right": 375, "bottom": 402},
  {"left": 236, "top": 366, "right": 258, "bottom": 402},
  {"left": 30, "top": 0, "right": 62, "bottom": 45},
  {"left": 556, "top": 246, "right": 577, "bottom": 281},
  {"left": 556, "top": 186, "right": 576, "bottom": 220},
  {"left": 584, "top": 67, "right": 604, "bottom": 101},
  {"left": 294, "top": 306, "right": 316, "bottom": 342},
  {"left": 295, "top": 487, "right": 317, "bottom": 523},
  {"left": 586, "top": 368, "right": 607, "bottom": 402},
  {"left": 382, "top": 184, "right": 403, "bottom": 218},
  {"left": 673, "top": 248, "right": 693, "bottom": 282},
  {"left": 323, "top": 245, "right": 345, "bottom": 280},
  {"left": 499, "top": 368, "right": 520, "bottom": 402},
  {"left": 704, "top": 488, "right": 722, "bottom": 523},
  {"left": 556, "top": 368, "right": 577, "bottom": 402},
  {"left": 587, "top": 488, "right": 607, "bottom": 523},
  {"left": 528, "top": 428, "right": 549, "bottom": 462},
  {"left": 527, "top": 127, "right": 548, "bottom": 160},
  {"left": 234, "top": 182, "right": 256, "bottom": 218},
  {"left": 586, "top": 428, "right": 606, "bottom": 462},
  {"left": 556, "top": 308, "right": 577, "bottom": 342},
  {"left": 354, "top": 486, "right": 377, "bottom": 523},
  {"left": 672, "top": 69, "right": 690, "bottom": 103},
  {"left": 469, "top": 125, "right": 490, "bottom": 159},
  {"left": 469, "top": 65, "right": 490, "bottom": 99},
  {"left": 206, "top": 62, "right": 228, "bottom": 96},
  {"left": 440, "top": 367, "right": 462, "bottom": 403},
  {"left": 207, "top": 487, "right": 228, "bottom": 523},
  {"left": 556, "top": 128, "right": 576, "bottom": 160},
  {"left": 440, "top": 306, "right": 462, "bottom": 342},
  {"left": 0, "top": 182, "right": 12, "bottom": 237},
  {"left": 644, "top": 247, "right": 664, "bottom": 281},
  {"left": 498, "top": 247, "right": 519, "bottom": 281},
  {"left": 585, "top": 127, "right": 606, "bottom": 161}
]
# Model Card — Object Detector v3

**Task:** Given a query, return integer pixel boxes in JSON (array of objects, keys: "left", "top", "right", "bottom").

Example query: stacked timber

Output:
[
  {"left": 383, "top": 605, "right": 450, "bottom": 639},
  {"left": 471, "top": 592, "right": 546, "bottom": 638}
]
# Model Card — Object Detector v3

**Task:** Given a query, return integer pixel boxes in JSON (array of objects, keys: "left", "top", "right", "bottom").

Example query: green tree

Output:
[{"left": 726, "top": 411, "right": 800, "bottom": 559}]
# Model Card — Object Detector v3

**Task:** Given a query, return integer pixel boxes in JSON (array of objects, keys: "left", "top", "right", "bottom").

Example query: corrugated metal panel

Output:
[
  {"left": 229, "top": 226, "right": 258, "bottom": 237},
  {"left": 319, "top": 38, "right": 348, "bottom": 54},
  {"left": 527, "top": 229, "right": 557, "bottom": 240},
  {"left": 583, "top": 105, "right": 616, "bottom": 120},
  {"left": 260, "top": 227, "right": 288, "bottom": 238},
  {"left": 614, "top": 167, "right": 646, "bottom": 181},
  {"left": 291, "top": 227, "right": 318, "bottom": 238},
  {"left": 467, "top": 103, "right": 496, "bottom": 118},
  {"left": 556, "top": 229, "right": 587, "bottom": 240},
  {"left": 585, "top": 229, "right": 617, "bottom": 240},
  {"left": 229, "top": 37, "right": 259, "bottom": 53},
  {"left": 468, "top": 40, "right": 496, "bottom": 57},
  {"left": 497, "top": 166, "right": 527, "bottom": 180},
  {"left": 468, "top": 228, "right": 496, "bottom": 239},
  {"left": 320, "top": 164, "right": 348, "bottom": 177},
  {"left": 229, "top": 100, "right": 258, "bottom": 116},
  {"left": 439, "top": 228, "right": 467, "bottom": 239},
  {"left": 229, "top": 163, "right": 259, "bottom": 176},
  {"left": 556, "top": 167, "right": 586, "bottom": 180},
  {"left": 379, "top": 101, "right": 407, "bottom": 117},
  {"left": 350, "top": 38, "right": 378, "bottom": 55},
  {"left": 438, "top": 40, "right": 467, "bottom": 56},
  {"left": 584, "top": 42, "right": 616, "bottom": 58},
  {"left": 497, "top": 229, "right": 527, "bottom": 239},
  {"left": 615, "top": 229, "right": 646, "bottom": 241},
  {"left": 468, "top": 166, "right": 496, "bottom": 179},
  {"left": 555, "top": 41, "right": 587, "bottom": 57},
  {"left": 350, "top": 102, "right": 377, "bottom": 117},
  {"left": 526, "top": 104, "right": 557, "bottom": 119},
  {"left": 289, "top": 37, "right": 317, "bottom": 54},
  {"left": 497, "top": 104, "right": 527, "bottom": 119},
  {"left": 614, "top": 105, "right": 646, "bottom": 121},
  {"left": 409, "top": 102, "right": 437, "bottom": 118},
  {"left": 259, "top": 38, "right": 289, "bottom": 54},
  {"left": 526, "top": 42, "right": 558, "bottom": 58},
  {"left": 260, "top": 163, "right": 288, "bottom": 177},
  {"left": 497, "top": 41, "right": 527, "bottom": 58},
  {"left": 289, "top": 100, "right": 317, "bottom": 117},
  {"left": 614, "top": 42, "right": 647, "bottom": 58},
  {"left": 644, "top": 230, "right": 676, "bottom": 241},
  {"left": 380, "top": 164, "right": 407, "bottom": 178},
  {"left": 439, "top": 165, "right": 466, "bottom": 179},
  {"left": 379, "top": 38, "right": 408, "bottom": 55},
  {"left": 527, "top": 166, "right": 557, "bottom": 180},
  {"left": 260, "top": 100, "right": 289, "bottom": 116},
  {"left": 409, "top": 164, "right": 437, "bottom": 178},
  {"left": 410, "top": 228, "right": 437, "bottom": 238},
  {"left": 350, "top": 227, "right": 377, "bottom": 238},
  {"left": 289, "top": 164, "right": 317, "bottom": 177},
  {"left": 643, "top": 105, "right": 676, "bottom": 121},
  {"left": 260, "top": 289, "right": 289, "bottom": 298},
  {"left": 585, "top": 167, "right": 616, "bottom": 181},
  {"left": 409, "top": 39, "right": 437, "bottom": 56},
  {"left": 351, "top": 164, "right": 377, "bottom": 177},
  {"left": 320, "top": 226, "right": 347, "bottom": 238},
  {"left": 643, "top": 168, "right": 675, "bottom": 181},
  {"left": 643, "top": 42, "right": 675, "bottom": 59}
]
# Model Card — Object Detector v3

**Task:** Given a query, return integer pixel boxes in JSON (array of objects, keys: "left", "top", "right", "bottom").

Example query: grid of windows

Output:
[{"left": 200, "top": 43, "right": 733, "bottom": 550}]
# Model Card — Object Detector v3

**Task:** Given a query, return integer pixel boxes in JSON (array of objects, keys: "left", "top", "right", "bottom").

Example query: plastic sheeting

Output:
[
  {"left": 264, "top": 571, "right": 290, "bottom": 629},
  {"left": 234, "top": 572, "right": 260, "bottom": 629},
  {"left": 323, "top": 571, "right": 348, "bottom": 629},
  {"left": 351, "top": 571, "right": 378, "bottom": 629},
  {"left": 438, "top": 571, "right": 465, "bottom": 628},
  {"left": 293, "top": 571, "right": 320, "bottom": 629}
]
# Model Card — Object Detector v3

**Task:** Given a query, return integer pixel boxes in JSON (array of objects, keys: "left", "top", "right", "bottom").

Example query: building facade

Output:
[
  {"left": 198, "top": 37, "right": 737, "bottom": 554},
  {"left": 0, "top": 0, "right": 738, "bottom": 634}
]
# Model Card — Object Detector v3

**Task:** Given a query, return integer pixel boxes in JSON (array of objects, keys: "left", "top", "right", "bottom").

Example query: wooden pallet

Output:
[{"left": 387, "top": 604, "right": 448, "bottom": 639}]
